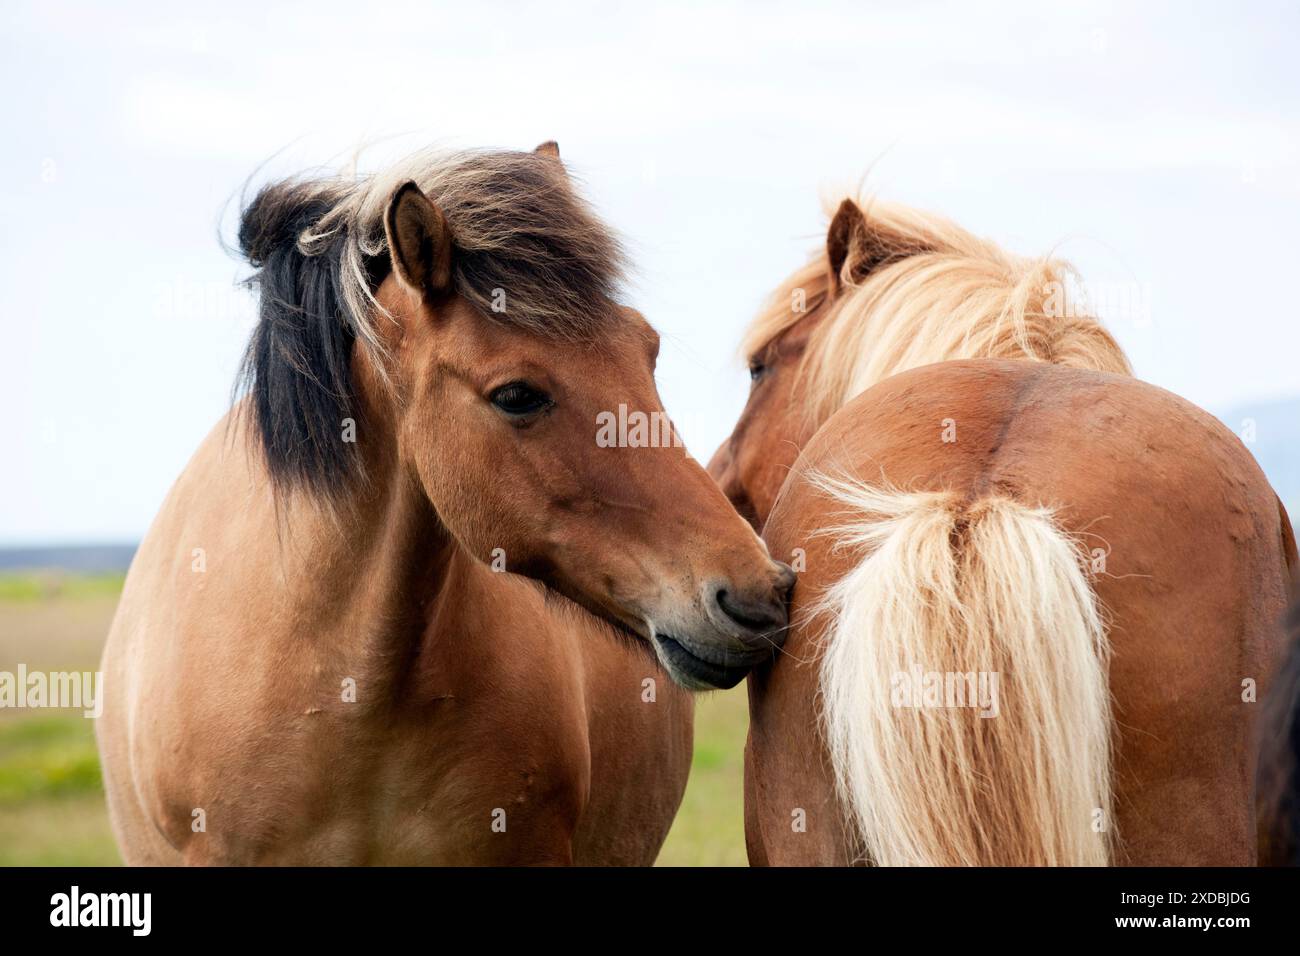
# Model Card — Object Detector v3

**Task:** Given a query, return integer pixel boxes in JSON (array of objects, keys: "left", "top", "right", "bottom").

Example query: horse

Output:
[
  {"left": 98, "top": 142, "right": 795, "bottom": 865},
  {"left": 708, "top": 195, "right": 1298, "bottom": 865}
]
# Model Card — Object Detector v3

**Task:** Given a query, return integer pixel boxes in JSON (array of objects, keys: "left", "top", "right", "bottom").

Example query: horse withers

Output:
[
  {"left": 710, "top": 196, "right": 1296, "bottom": 865},
  {"left": 98, "top": 143, "right": 794, "bottom": 865}
]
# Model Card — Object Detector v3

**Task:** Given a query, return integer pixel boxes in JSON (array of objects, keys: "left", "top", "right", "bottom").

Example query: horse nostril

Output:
[
  {"left": 714, "top": 587, "right": 786, "bottom": 634},
  {"left": 773, "top": 560, "right": 797, "bottom": 597}
]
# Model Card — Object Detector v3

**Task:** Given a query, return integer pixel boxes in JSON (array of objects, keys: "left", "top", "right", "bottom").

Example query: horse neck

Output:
[{"left": 274, "top": 425, "right": 454, "bottom": 705}]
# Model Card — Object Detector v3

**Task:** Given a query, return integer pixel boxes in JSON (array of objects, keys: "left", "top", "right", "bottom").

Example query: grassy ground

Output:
[
  {"left": 0, "top": 578, "right": 122, "bottom": 866},
  {"left": 0, "top": 573, "right": 749, "bottom": 866},
  {"left": 0, "top": 716, "right": 118, "bottom": 866},
  {"left": 657, "top": 685, "right": 749, "bottom": 866}
]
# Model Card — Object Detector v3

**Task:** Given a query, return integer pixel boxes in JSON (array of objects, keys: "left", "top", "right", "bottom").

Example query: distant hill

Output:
[
  {"left": 1216, "top": 397, "right": 1300, "bottom": 536},
  {"left": 0, "top": 545, "right": 136, "bottom": 574}
]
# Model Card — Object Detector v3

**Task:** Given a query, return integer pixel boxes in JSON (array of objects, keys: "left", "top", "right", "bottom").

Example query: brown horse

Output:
[
  {"left": 98, "top": 143, "right": 794, "bottom": 865},
  {"left": 709, "top": 195, "right": 1298, "bottom": 865}
]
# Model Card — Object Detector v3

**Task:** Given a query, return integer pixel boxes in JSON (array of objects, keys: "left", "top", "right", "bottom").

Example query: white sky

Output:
[{"left": 3, "top": 0, "right": 1298, "bottom": 544}]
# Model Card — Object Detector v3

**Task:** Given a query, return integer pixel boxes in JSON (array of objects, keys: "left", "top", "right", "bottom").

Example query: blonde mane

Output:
[{"left": 744, "top": 196, "right": 1132, "bottom": 429}]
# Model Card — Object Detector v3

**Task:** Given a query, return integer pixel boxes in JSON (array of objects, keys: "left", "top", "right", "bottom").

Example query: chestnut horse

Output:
[
  {"left": 98, "top": 143, "right": 794, "bottom": 865},
  {"left": 710, "top": 195, "right": 1297, "bottom": 865}
]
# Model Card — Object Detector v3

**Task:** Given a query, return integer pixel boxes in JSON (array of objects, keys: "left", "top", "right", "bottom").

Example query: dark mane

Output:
[
  {"left": 234, "top": 148, "right": 628, "bottom": 496},
  {"left": 236, "top": 181, "right": 365, "bottom": 498}
]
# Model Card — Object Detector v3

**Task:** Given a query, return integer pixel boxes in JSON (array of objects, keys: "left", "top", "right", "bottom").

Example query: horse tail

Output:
[{"left": 811, "top": 477, "right": 1113, "bottom": 866}]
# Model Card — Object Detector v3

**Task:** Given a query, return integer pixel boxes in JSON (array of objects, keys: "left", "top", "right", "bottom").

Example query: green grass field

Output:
[{"left": 0, "top": 573, "right": 749, "bottom": 866}]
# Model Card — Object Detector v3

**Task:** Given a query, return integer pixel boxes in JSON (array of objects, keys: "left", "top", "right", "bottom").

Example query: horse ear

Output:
[
  {"left": 826, "top": 198, "right": 927, "bottom": 294},
  {"left": 384, "top": 181, "right": 453, "bottom": 300},
  {"left": 534, "top": 140, "right": 561, "bottom": 160},
  {"left": 826, "top": 199, "right": 867, "bottom": 293}
]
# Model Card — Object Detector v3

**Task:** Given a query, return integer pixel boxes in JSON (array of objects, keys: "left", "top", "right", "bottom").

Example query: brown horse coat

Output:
[
  {"left": 99, "top": 409, "right": 694, "bottom": 865},
  {"left": 99, "top": 145, "right": 793, "bottom": 865},
  {"left": 742, "top": 360, "right": 1294, "bottom": 865}
]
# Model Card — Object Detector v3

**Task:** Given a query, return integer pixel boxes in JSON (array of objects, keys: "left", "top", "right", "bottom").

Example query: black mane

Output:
[
  {"left": 236, "top": 181, "right": 373, "bottom": 497},
  {"left": 232, "top": 148, "right": 627, "bottom": 498}
]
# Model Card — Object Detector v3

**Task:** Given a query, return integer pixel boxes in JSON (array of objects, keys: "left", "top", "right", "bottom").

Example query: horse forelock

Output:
[
  {"left": 234, "top": 147, "right": 630, "bottom": 497},
  {"left": 742, "top": 195, "right": 1134, "bottom": 433}
]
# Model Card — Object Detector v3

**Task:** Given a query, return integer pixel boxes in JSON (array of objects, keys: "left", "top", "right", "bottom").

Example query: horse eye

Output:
[
  {"left": 748, "top": 360, "right": 768, "bottom": 383},
  {"left": 490, "top": 382, "right": 552, "bottom": 417}
]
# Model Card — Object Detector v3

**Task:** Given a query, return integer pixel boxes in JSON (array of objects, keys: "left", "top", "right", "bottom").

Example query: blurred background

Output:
[{"left": 2, "top": 0, "right": 1297, "bottom": 864}]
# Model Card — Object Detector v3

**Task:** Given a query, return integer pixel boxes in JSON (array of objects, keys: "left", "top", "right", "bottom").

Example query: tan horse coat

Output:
[
  {"left": 100, "top": 146, "right": 793, "bottom": 865},
  {"left": 100, "top": 408, "right": 693, "bottom": 864}
]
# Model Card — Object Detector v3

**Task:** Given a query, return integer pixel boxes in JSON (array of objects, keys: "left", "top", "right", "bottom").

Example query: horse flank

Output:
[{"left": 1258, "top": 596, "right": 1300, "bottom": 865}]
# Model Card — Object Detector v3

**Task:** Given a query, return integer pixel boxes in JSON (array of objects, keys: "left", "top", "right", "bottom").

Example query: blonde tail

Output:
[{"left": 811, "top": 478, "right": 1112, "bottom": 866}]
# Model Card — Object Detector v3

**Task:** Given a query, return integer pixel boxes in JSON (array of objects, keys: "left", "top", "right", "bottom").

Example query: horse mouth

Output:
[{"left": 651, "top": 634, "right": 757, "bottom": 691}]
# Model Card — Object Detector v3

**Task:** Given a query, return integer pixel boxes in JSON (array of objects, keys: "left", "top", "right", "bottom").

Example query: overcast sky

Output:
[{"left": 3, "top": 0, "right": 1298, "bottom": 544}]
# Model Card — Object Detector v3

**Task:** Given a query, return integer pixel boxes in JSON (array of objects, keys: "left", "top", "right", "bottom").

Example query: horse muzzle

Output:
[{"left": 650, "top": 561, "right": 796, "bottom": 690}]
